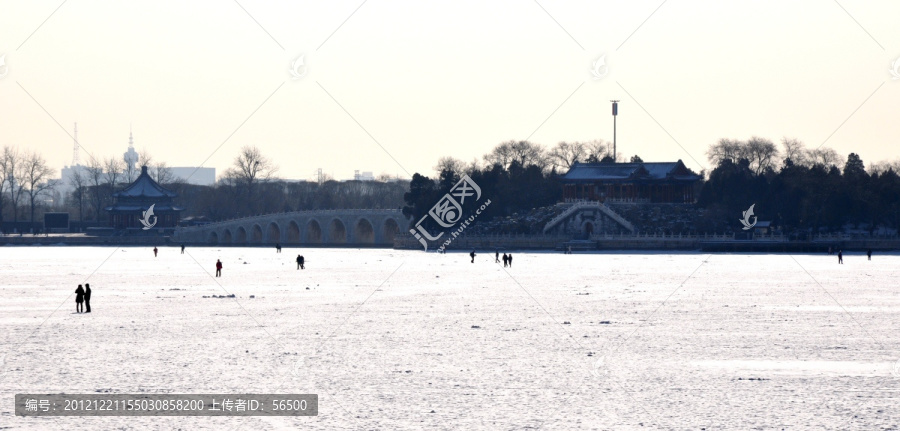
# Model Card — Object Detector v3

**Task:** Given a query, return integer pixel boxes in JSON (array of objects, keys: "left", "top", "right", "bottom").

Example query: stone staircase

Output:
[{"left": 542, "top": 201, "right": 635, "bottom": 234}]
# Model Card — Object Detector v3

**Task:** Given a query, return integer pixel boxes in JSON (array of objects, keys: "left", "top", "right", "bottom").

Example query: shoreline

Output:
[{"left": 3, "top": 234, "right": 898, "bottom": 254}]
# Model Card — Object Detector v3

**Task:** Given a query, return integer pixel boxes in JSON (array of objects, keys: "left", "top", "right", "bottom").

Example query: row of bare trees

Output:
[
  {"left": 705, "top": 137, "right": 854, "bottom": 176},
  {"left": 177, "top": 146, "right": 406, "bottom": 219},
  {"left": 0, "top": 146, "right": 57, "bottom": 223},
  {"left": 435, "top": 139, "right": 634, "bottom": 177}
]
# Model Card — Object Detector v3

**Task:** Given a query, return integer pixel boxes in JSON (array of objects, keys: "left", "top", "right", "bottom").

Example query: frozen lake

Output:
[{"left": 1, "top": 246, "right": 898, "bottom": 430}]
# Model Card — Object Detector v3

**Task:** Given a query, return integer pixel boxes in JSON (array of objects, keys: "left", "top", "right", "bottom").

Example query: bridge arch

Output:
[
  {"left": 286, "top": 220, "right": 300, "bottom": 243},
  {"left": 267, "top": 222, "right": 281, "bottom": 243},
  {"left": 235, "top": 227, "right": 247, "bottom": 244},
  {"left": 208, "top": 231, "right": 219, "bottom": 244},
  {"left": 223, "top": 229, "right": 233, "bottom": 244},
  {"left": 329, "top": 218, "right": 347, "bottom": 243},
  {"left": 383, "top": 218, "right": 400, "bottom": 244},
  {"left": 355, "top": 218, "right": 375, "bottom": 244},
  {"left": 306, "top": 219, "right": 323, "bottom": 243},
  {"left": 251, "top": 224, "right": 264, "bottom": 243}
]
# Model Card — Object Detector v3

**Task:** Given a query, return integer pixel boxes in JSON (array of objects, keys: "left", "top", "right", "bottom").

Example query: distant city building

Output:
[
  {"left": 169, "top": 167, "right": 215, "bottom": 186},
  {"left": 57, "top": 164, "right": 90, "bottom": 195},
  {"left": 353, "top": 170, "right": 375, "bottom": 181}
]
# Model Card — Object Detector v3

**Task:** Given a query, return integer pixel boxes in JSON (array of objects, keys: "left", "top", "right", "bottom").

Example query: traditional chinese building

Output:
[
  {"left": 105, "top": 165, "right": 183, "bottom": 229},
  {"left": 561, "top": 160, "right": 701, "bottom": 203}
]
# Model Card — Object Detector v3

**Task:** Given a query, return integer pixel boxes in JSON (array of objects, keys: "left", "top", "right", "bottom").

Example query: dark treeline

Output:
[
  {"left": 405, "top": 137, "right": 900, "bottom": 236},
  {"left": 403, "top": 139, "right": 635, "bottom": 227},
  {"left": 403, "top": 161, "right": 561, "bottom": 231},
  {"left": 699, "top": 137, "right": 900, "bottom": 235}
]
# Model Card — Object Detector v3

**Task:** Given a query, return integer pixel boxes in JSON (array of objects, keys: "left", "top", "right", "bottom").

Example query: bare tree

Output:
[
  {"left": 484, "top": 140, "right": 547, "bottom": 169},
  {"left": 0, "top": 146, "right": 17, "bottom": 222},
  {"left": 123, "top": 158, "right": 138, "bottom": 184},
  {"left": 807, "top": 147, "right": 843, "bottom": 169},
  {"left": 582, "top": 139, "right": 624, "bottom": 162},
  {"left": 104, "top": 157, "right": 123, "bottom": 192},
  {"left": 224, "top": 146, "right": 278, "bottom": 215},
  {"left": 21, "top": 151, "right": 57, "bottom": 223},
  {"left": 7, "top": 148, "right": 29, "bottom": 223},
  {"left": 706, "top": 138, "right": 745, "bottom": 166},
  {"left": 85, "top": 158, "right": 105, "bottom": 221},
  {"left": 483, "top": 141, "right": 515, "bottom": 168},
  {"left": 137, "top": 148, "right": 153, "bottom": 169},
  {"left": 434, "top": 156, "right": 466, "bottom": 178},
  {"left": 744, "top": 136, "right": 779, "bottom": 175},
  {"left": 548, "top": 141, "right": 587, "bottom": 171},
  {"left": 868, "top": 159, "right": 900, "bottom": 175},
  {"left": 153, "top": 162, "right": 174, "bottom": 185},
  {"left": 780, "top": 137, "right": 807, "bottom": 166},
  {"left": 68, "top": 167, "right": 86, "bottom": 221}
]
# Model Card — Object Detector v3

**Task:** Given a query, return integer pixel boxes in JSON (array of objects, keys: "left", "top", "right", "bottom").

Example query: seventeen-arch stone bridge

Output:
[{"left": 173, "top": 209, "right": 409, "bottom": 246}]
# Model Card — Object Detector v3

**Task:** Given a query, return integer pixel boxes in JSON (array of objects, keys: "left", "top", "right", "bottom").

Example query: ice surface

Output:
[{"left": 1, "top": 246, "right": 898, "bottom": 429}]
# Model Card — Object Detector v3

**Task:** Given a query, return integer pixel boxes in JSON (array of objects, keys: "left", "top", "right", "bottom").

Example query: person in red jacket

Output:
[{"left": 215, "top": 259, "right": 223, "bottom": 277}]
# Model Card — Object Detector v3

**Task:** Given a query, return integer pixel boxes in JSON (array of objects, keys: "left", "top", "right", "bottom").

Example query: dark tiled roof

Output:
[
  {"left": 113, "top": 166, "right": 178, "bottom": 198},
  {"left": 562, "top": 161, "right": 700, "bottom": 182}
]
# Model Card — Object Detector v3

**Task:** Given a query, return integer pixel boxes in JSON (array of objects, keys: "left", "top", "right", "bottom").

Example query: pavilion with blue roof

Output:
[
  {"left": 105, "top": 165, "right": 183, "bottom": 229},
  {"left": 560, "top": 160, "right": 701, "bottom": 203}
]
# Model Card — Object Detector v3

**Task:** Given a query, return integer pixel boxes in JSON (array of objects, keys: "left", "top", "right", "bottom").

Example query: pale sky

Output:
[{"left": 1, "top": 1, "right": 898, "bottom": 181}]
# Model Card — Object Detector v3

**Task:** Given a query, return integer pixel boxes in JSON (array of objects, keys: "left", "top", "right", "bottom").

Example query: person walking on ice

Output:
[
  {"left": 867, "top": 249, "right": 872, "bottom": 260},
  {"left": 508, "top": 254, "right": 513, "bottom": 267},
  {"left": 181, "top": 244, "right": 185, "bottom": 254},
  {"left": 153, "top": 247, "right": 158, "bottom": 257},
  {"left": 215, "top": 259, "right": 223, "bottom": 277},
  {"left": 84, "top": 283, "right": 92, "bottom": 313},
  {"left": 502, "top": 253, "right": 508, "bottom": 267},
  {"left": 495, "top": 250, "right": 499, "bottom": 263},
  {"left": 470, "top": 249, "right": 476, "bottom": 263},
  {"left": 75, "top": 284, "right": 85, "bottom": 313},
  {"left": 297, "top": 255, "right": 305, "bottom": 270},
  {"left": 838, "top": 250, "right": 843, "bottom": 264}
]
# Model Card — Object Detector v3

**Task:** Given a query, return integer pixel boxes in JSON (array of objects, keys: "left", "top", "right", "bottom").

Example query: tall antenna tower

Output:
[
  {"left": 610, "top": 100, "right": 619, "bottom": 162},
  {"left": 72, "top": 122, "right": 80, "bottom": 166}
]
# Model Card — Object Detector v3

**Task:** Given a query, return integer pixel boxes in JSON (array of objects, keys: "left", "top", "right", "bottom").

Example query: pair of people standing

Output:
[
  {"left": 502, "top": 253, "right": 513, "bottom": 267},
  {"left": 296, "top": 255, "right": 305, "bottom": 269},
  {"left": 74, "top": 284, "right": 92, "bottom": 313}
]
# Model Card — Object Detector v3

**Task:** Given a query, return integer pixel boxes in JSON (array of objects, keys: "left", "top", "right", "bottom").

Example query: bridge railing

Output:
[{"left": 176, "top": 208, "right": 405, "bottom": 231}]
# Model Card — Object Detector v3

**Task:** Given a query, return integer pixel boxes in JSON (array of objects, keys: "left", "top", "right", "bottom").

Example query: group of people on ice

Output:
[
  {"left": 74, "top": 284, "right": 92, "bottom": 313},
  {"left": 491, "top": 250, "right": 513, "bottom": 267}
]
